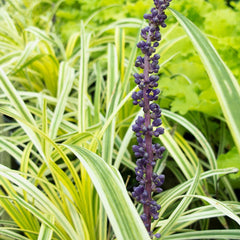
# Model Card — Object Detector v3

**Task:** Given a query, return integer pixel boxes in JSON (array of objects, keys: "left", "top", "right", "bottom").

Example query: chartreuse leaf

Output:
[
  {"left": 37, "top": 214, "right": 54, "bottom": 240},
  {"left": 115, "top": 28, "right": 125, "bottom": 82},
  {"left": 217, "top": 147, "right": 240, "bottom": 180},
  {"left": 0, "top": 182, "right": 39, "bottom": 240},
  {"left": 0, "top": 229, "right": 30, "bottom": 240},
  {"left": 93, "top": 63, "right": 102, "bottom": 124},
  {"left": 121, "top": 28, "right": 139, "bottom": 95},
  {"left": 90, "top": 84, "right": 138, "bottom": 152},
  {"left": 0, "top": 69, "right": 43, "bottom": 159},
  {"left": 78, "top": 25, "right": 96, "bottom": 240},
  {"left": 65, "top": 145, "right": 151, "bottom": 240},
  {"left": 10, "top": 40, "right": 39, "bottom": 74},
  {"left": 26, "top": 27, "right": 55, "bottom": 45},
  {"left": 65, "top": 32, "right": 80, "bottom": 59},
  {"left": 49, "top": 62, "right": 74, "bottom": 139},
  {"left": 0, "top": 137, "right": 23, "bottom": 164},
  {"left": 103, "top": 44, "right": 119, "bottom": 165},
  {"left": 78, "top": 22, "right": 90, "bottom": 132},
  {"left": 170, "top": 8, "right": 240, "bottom": 154},
  {"left": 160, "top": 193, "right": 240, "bottom": 239},
  {"left": 0, "top": 69, "right": 35, "bottom": 126},
  {"left": 0, "top": 165, "right": 79, "bottom": 240}
]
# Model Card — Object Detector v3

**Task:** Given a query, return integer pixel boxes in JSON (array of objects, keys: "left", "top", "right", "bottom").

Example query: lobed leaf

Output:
[{"left": 170, "top": 8, "right": 240, "bottom": 154}]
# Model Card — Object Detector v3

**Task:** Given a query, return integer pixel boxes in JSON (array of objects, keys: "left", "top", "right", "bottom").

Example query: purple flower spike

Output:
[{"left": 131, "top": 0, "right": 171, "bottom": 238}]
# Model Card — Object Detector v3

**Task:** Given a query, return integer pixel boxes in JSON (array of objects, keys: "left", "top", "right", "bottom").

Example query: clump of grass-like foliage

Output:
[{"left": 0, "top": 1, "right": 240, "bottom": 239}]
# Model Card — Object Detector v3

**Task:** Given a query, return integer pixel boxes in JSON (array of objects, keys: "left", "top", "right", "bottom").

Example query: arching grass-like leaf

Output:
[
  {"left": 65, "top": 145, "right": 151, "bottom": 240},
  {"left": 159, "top": 164, "right": 201, "bottom": 237},
  {"left": 162, "top": 109, "right": 217, "bottom": 187},
  {"left": 37, "top": 214, "right": 54, "bottom": 240},
  {"left": 163, "top": 229, "right": 240, "bottom": 239},
  {"left": 0, "top": 165, "right": 80, "bottom": 240}
]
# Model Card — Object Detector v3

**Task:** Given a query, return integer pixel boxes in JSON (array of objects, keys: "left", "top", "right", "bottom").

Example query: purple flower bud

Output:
[
  {"left": 154, "top": 127, "right": 164, "bottom": 137},
  {"left": 131, "top": 92, "right": 138, "bottom": 101},
  {"left": 144, "top": 13, "right": 152, "bottom": 20},
  {"left": 132, "top": 124, "right": 140, "bottom": 132},
  {"left": 139, "top": 100, "right": 145, "bottom": 107},
  {"left": 137, "top": 40, "right": 146, "bottom": 49},
  {"left": 153, "top": 54, "right": 160, "bottom": 60},
  {"left": 160, "top": 146, "right": 165, "bottom": 152},
  {"left": 133, "top": 73, "right": 140, "bottom": 78},
  {"left": 142, "top": 190, "right": 148, "bottom": 200},
  {"left": 152, "top": 118, "right": 162, "bottom": 127},
  {"left": 146, "top": 89, "right": 160, "bottom": 101},
  {"left": 134, "top": 78, "right": 141, "bottom": 84},
  {"left": 150, "top": 102, "right": 159, "bottom": 111},
  {"left": 135, "top": 56, "right": 144, "bottom": 68},
  {"left": 155, "top": 187, "right": 163, "bottom": 193},
  {"left": 151, "top": 8, "right": 158, "bottom": 15},
  {"left": 155, "top": 233, "right": 161, "bottom": 238},
  {"left": 134, "top": 185, "right": 144, "bottom": 195},
  {"left": 136, "top": 116, "right": 145, "bottom": 125},
  {"left": 141, "top": 213, "right": 147, "bottom": 222},
  {"left": 136, "top": 168, "right": 144, "bottom": 178},
  {"left": 161, "top": 22, "right": 167, "bottom": 28}
]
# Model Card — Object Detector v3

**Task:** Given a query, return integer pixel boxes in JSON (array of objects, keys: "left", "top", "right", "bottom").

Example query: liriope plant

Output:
[{"left": 0, "top": 0, "right": 240, "bottom": 240}]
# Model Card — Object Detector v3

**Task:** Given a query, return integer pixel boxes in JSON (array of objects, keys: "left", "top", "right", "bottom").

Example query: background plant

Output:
[{"left": 0, "top": 0, "right": 239, "bottom": 239}]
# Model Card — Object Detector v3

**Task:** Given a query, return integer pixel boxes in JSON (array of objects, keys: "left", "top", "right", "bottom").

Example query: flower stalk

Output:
[{"left": 131, "top": 0, "right": 172, "bottom": 238}]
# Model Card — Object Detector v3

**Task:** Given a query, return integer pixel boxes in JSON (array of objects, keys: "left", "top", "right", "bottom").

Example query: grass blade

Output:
[
  {"left": 0, "top": 229, "right": 30, "bottom": 240},
  {"left": 49, "top": 62, "right": 74, "bottom": 139},
  {"left": 162, "top": 109, "right": 217, "bottom": 187},
  {"left": 65, "top": 145, "right": 151, "bottom": 240},
  {"left": 102, "top": 44, "right": 119, "bottom": 164},
  {"left": 37, "top": 215, "right": 54, "bottom": 240},
  {"left": 163, "top": 229, "right": 240, "bottom": 239},
  {"left": 78, "top": 22, "right": 90, "bottom": 132},
  {"left": 192, "top": 195, "right": 240, "bottom": 226},
  {"left": 159, "top": 164, "right": 201, "bottom": 237},
  {"left": 0, "top": 165, "right": 79, "bottom": 240}
]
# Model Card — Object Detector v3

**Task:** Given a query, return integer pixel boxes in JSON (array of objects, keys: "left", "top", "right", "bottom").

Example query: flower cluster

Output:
[{"left": 131, "top": 0, "right": 171, "bottom": 238}]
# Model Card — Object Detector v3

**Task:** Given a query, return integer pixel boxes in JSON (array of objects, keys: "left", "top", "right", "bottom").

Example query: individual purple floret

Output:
[{"left": 131, "top": 0, "right": 171, "bottom": 238}]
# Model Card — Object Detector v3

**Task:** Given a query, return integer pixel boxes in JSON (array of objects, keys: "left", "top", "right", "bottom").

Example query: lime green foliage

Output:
[
  {"left": 158, "top": 0, "right": 240, "bottom": 116},
  {"left": 217, "top": 147, "right": 240, "bottom": 187},
  {"left": 5, "top": 0, "right": 240, "bottom": 117},
  {"left": 48, "top": 0, "right": 240, "bottom": 117}
]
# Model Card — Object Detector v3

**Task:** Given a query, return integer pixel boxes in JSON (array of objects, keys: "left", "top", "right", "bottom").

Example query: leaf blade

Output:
[{"left": 65, "top": 145, "right": 151, "bottom": 240}]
